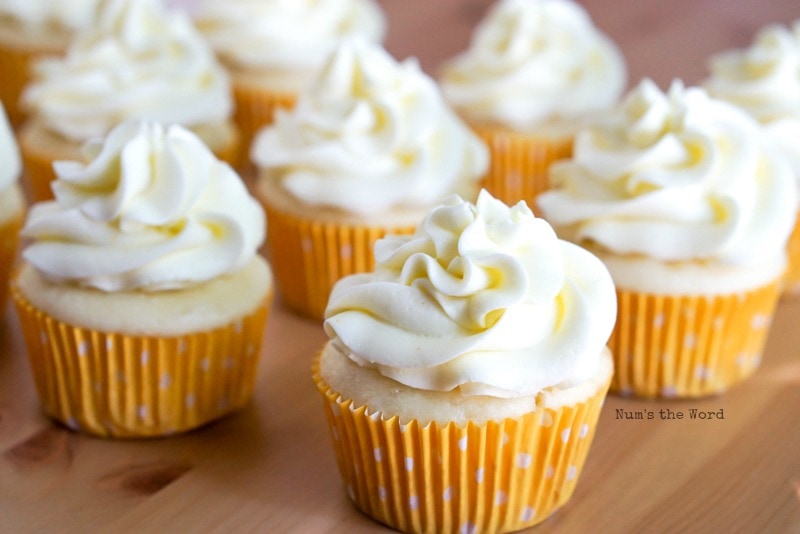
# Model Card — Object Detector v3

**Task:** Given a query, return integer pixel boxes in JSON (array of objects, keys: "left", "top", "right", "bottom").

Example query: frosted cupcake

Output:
[
  {"left": 704, "top": 19, "right": 800, "bottom": 296},
  {"left": 191, "top": 0, "right": 386, "bottom": 162},
  {"left": 18, "top": 0, "right": 238, "bottom": 203},
  {"left": 11, "top": 120, "right": 272, "bottom": 438},
  {"left": 0, "top": 0, "right": 102, "bottom": 127},
  {"left": 439, "top": 0, "right": 626, "bottom": 206},
  {"left": 251, "top": 39, "right": 488, "bottom": 321},
  {"left": 0, "top": 102, "right": 26, "bottom": 316},
  {"left": 315, "top": 190, "right": 616, "bottom": 532},
  {"left": 538, "top": 79, "right": 797, "bottom": 398}
]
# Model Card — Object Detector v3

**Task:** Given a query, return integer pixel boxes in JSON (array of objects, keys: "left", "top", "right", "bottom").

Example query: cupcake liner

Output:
[
  {"left": 0, "top": 212, "right": 23, "bottom": 320},
  {"left": 0, "top": 43, "right": 37, "bottom": 128},
  {"left": 231, "top": 81, "right": 296, "bottom": 166},
  {"left": 471, "top": 125, "right": 573, "bottom": 208},
  {"left": 313, "top": 357, "right": 610, "bottom": 533},
  {"left": 11, "top": 282, "right": 271, "bottom": 438},
  {"left": 783, "top": 213, "right": 800, "bottom": 296},
  {"left": 264, "top": 202, "right": 415, "bottom": 321},
  {"left": 608, "top": 280, "right": 781, "bottom": 398}
]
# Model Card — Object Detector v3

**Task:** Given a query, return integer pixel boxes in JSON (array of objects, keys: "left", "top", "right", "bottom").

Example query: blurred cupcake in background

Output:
[
  {"left": 12, "top": 119, "right": 273, "bottom": 438},
  {"left": 191, "top": 0, "right": 386, "bottom": 164},
  {"left": 251, "top": 38, "right": 488, "bottom": 321},
  {"left": 0, "top": 101, "right": 26, "bottom": 318},
  {"left": 538, "top": 79, "right": 797, "bottom": 398},
  {"left": 315, "top": 190, "right": 616, "bottom": 532},
  {"left": 0, "top": 0, "right": 103, "bottom": 127},
  {"left": 704, "top": 19, "right": 800, "bottom": 296},
  {"left": 439, "top": 0, "right": 626, "bottom": 206},
  {"left": 18, "top": 0, "right": 239, "bottom": 203}
]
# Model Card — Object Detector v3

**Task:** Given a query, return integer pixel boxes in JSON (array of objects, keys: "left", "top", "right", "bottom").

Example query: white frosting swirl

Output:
[
  {"left": 705, "top": 20, "right": 800, "bottom": 176},
  {"left": 439, "top": 0, "right": 626, "bottom": 132},
  {"left": 0, "top": 0, "right": 101, "bottom": 31},
  {"left": 0, "top": 102, "right": 20, "bottom": 193},
  {"left": 22, "top": 0, "right": 231, "bottom": 143},
  {"left": 251, "top": 39, "right": 488, "bottom": 216},
  {"left": 537, "top": 79, "right": 798, "bottom": 265},
  {"left": 22, "top": 120, "right": 266, "bottom": 292},
  {"left": 192, "top": 0, "right": 385, "bottom": 91},
  {"left": 324, "top": 190, "right": 616, "bottom": 398}
]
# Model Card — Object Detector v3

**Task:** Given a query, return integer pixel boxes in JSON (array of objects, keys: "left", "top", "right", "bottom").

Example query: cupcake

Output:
[
  {"left": 704, "top": 19, "right": 800, "bottom": 296},
  {"left": 0, "top": 0, "right": 102, "bottom": 127},
  {"left": 0, "top": 101, "right": 26, "bottom": 316},
  {"left": 191, "top": 0, "right": 386, "bottom": 164},
  {"left": 251, "top": 39, "right": 488, "bottom": 321},
  {"left": 439, "top": 0, "right": 626, "bottom": 206},
  {"left": 314, "top": 190, "right": 616, "bottom": 532},
  {"left": 18, "top": 0, "right": 239, "bottom": 203},
  {"left": 11, "top": 120, "right": 272, "bottom": 438},
  {"left": 537, "top": 78, "right": 797, "bottom": 399}
]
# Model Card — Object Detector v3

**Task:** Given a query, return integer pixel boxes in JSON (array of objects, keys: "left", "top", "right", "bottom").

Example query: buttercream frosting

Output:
[
  {"left": 439, "top": 0, "right": 626, "bottom": 133},
  {"left": 252, "top": 39, "right": 488, "bottom": 216},
  {"left": 22, "top": 0, "right": 231, "bottom": 142},
  {"left": 22, "top": 120, "right": 265, "bottom": 291},
  {"left": 704, "top": 19, "right": 800, "bottom": 177},
  {"left": 324, "top": 190, "right": 616, "bottom": 398},
  {"left": 192, "top": 0, "right": 385, "bottom": 91},
  {"left": 0, "top": 0, "right": 101, "bottom": 31},
  {"left": 537, "top": 78, "right": 797, "bottom": 266}
]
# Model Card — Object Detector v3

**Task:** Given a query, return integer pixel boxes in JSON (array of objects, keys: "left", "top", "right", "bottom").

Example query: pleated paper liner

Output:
[
  {"left": 11, "top": 283, "right": 271, "bottom": 438},
  {"left": 608, "top": 279, "right": 781, "bottom": 398},
  {"left": 784, "top": 214, "right": 800, "bottom": 296},
  {"left": 313, "top": 358, "right": 611, "bottom": 533},
  {"left": 264, "top": 203, "right": 416, "bottom": 321},
  {"left": 19, "top": 129, "right": 242, "bottom": 204},
  {"left": 0, "top": 42, "right": 39, "bottom": 128},
  {"left": 231, "top": 81, "right": 296, "bottom": 168},
  {"left": 0, "top": 211, "right": 23, "bottom": 321},
  {"left": 471, "top": 124, "right": 573, "bottom": 208}
]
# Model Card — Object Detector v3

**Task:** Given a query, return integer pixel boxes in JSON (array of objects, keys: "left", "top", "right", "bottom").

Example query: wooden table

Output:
[{"left": 3, "top": 1, "right": 800, "bottom": 532}]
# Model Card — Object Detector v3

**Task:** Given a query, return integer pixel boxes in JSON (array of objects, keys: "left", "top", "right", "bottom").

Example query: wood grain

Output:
[{"left": 3, "top": 1, "right": 800, "bottom": 532}]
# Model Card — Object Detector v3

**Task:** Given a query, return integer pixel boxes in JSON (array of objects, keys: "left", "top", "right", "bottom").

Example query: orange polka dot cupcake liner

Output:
[
  {"left": 263, "top": 203, "right": 415, "bottom": 321},
  {"left": 0, "top": 43, "right": 36, "bottom": 128},
  {"left": 0, "top": 212, "right": 23, "bottom": 320},
  {"left": 783, "top": 214, "right": 800, "bottom": 297},
  {"left": 11, "top": 283, "right": 272, "bottom": 438},
  {"left": 471, "top": 125, "right": 573, "bottom": 209},
  {"left": 607, "top": 280, "right": 781, "bottom": 398},
  {"left": 231, "top": 82, "right": 296, "bottom": 167},
  {"left": 313, "top": 357, "right": 611, "bottom": 533}
]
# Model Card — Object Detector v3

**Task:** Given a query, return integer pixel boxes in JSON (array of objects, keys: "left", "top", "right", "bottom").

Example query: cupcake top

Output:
[
  {"left": 438, "top": 0, "right": 626, "bottom": 135},
  {"left": 537, "top": 79, "right": 797, "bottom": 268},
  {"left": 21, "top": 0, "right": 232, "bottom": 143},
  {"left": 251, "top": 39, "right": 488, "bottom": 216},
  {"left": 21, "top": 120, "right": 265, "bottom": 292},
  {"left": 0, "top": 0, "right": 102, "bottom": 32},
  {"left": 704, "top": 19, "right": 800, "bottom": 176},
  {"left": 191, "top": 0, "right": 385, "bottom": 92},
  {"left": 324, "top": 190, "right": 616, "bottom": 398},
  {"left": 0, "top": 101, "right": 20, "bottom": 193}
]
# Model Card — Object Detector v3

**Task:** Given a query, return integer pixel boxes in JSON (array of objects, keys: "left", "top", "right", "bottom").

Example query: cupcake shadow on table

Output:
[
  {"left": 11, "top": 119, "right": 273, "bottom": 438},
  {"left": 537, "top": 78, "right": 797, "bottom": 399},
  {"left": 314, "top": 190, "right": 617, "bottom": 532}
]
